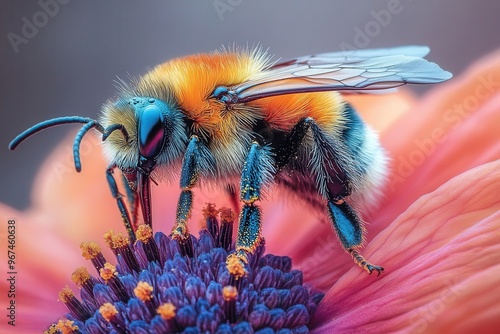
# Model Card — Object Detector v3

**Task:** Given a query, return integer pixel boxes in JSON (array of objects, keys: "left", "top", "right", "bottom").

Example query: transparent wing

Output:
[
  {"left": 272, "top": 45, "right": 432, "bottom": 68},
  {"left": 230, "top": 46, "right": 452, "bottom": 103}
]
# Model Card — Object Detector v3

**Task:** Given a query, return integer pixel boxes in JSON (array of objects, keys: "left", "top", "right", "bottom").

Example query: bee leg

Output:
[
  {"left": 121, "top": 173, "right": 139, "bottom": 231},
  {"left": 172, "top": 136, "right": 215, "bottom": 256},
  {"left": 106, "top": 165, "right": 135, "bottom": 243},
  {"left": 279, "top": 117, "right": 383, "bottom": 275},
  {"left": 227, "top": 142, "right": 275, "bottom": 278},
  {"left": 328, "top": 199, "right": 384, "bottom": 276},
  {"left": 275, "top": 117, "right": 312, "bottom": 169}
]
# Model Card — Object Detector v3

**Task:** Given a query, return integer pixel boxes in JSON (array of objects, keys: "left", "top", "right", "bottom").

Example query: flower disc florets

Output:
[{"left": 46, "top": 205, "right": 323, "bottom": 333}]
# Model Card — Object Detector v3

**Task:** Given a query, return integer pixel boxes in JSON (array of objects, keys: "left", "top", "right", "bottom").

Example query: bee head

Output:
[
  {"left": 101, "top": 96, "right": 187, "bottom": 171},
  {"left": 101, "top": 96, "right": 188, "bottom": 226}
]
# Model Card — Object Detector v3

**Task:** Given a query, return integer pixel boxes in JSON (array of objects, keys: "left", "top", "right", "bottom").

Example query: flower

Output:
[
  {"left": 1, "top": 50, "right": 499, "bottom": 333},
  {"left": 45, "top": 209, "right": 323, "bottom": 333}
]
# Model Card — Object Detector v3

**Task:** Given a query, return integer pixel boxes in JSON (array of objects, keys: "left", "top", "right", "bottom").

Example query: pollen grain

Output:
[
  {"left": 71, "top": 267, "right": 91, "bottom": 288},
  {"left": 58, "top": 286, "right": 74, "bottom": 303},
  {"left": 136, "top": 224, "right": 154, "bottom": 243},
  {"left": 134, "top": 281, "right": 154, "bottom": 302},
  {"left": 99, "top": 302, "right": 118, "bottom": 322},
  {"left": 157, "top": 303, "right": 176, "bottom": 320},
  {"left": 80, "top": 241, "right": 101, "bottom": 260},
  {"left": 99, "top": 262, "right": 117, "bottom": 281}
]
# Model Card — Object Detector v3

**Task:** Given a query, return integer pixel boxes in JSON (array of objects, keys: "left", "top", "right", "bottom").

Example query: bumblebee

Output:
[{"left": 10, "top": 46, "right": 451, "bottom": 275}]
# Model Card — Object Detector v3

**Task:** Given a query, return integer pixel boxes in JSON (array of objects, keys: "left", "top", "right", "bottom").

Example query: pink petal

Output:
[
  {"left": 379, "top": 49, "right": 500, "bottom": 225},
  {"left": 0, "top": 204, "right": 73, "bottom": 333},
  {"left": 276, "top": 50, "right": 500, "bottom": 290},
  {"left": 311, "top": 160, "right": 500, "bottom": 333}
]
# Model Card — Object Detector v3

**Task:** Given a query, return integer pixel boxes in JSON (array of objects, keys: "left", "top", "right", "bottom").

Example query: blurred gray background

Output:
[{"left": 1, "top": 0, "right": 499, "bottom": 209}]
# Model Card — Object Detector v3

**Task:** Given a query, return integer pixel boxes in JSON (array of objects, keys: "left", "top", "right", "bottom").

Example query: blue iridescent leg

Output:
[
  {"left": 328, "top": 200, "right": 384, "bottom": 276},
  {"left": 106, "top": 165, "right": 135, "bottom": 243},
  {"left": 278, "top": 117, "right": 384, "bottom": 275},
  {"left": 172, "top": 136, "right": 215, "bottom": 254},
  {"left": 228, "top": 142, "right": 275, "bottom": 276}
]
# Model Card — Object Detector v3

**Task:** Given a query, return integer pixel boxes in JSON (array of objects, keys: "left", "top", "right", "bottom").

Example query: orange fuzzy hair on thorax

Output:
[
  {"left": 136, "top": 49, "right": 270, "bottom": 133},
  {"left": 135, "top": 48, "right": 345, "bottom": 136}
]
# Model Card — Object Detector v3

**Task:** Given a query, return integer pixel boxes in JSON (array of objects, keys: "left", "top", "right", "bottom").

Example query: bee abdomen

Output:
[{"left": 341, "top": 103, "right": 388, "bottom": 209}]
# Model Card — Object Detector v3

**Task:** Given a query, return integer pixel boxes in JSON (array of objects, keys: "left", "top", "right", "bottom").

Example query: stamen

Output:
[
  {"left": 179, "top": 235, "right": 194, "bottom": 259},
  {"left": 45, "top": 319, "right": 81, "bottom": 334},
  {"left": 57, "top": 319, "right": 78, "bottom": 334},
  {"left": 226, "top": 254, "right": 246, "bottom": 278},
  {"left": 99, "top": 302, "right": 118, "bottom": 321},
  {"left": 157, "top": 303, "right": 176, "bottom": 320},
  {"left": 219, "top": 207, "right": 236, "bottom": 250},
  {"left": 134, "top": 281, "right": 154, "bottom": 301},
  {"left": 44, "top": 324, "right": 57, "bottom": 334},
  {"left": 99, "top": 262, "right": 117, "bottom": 281},
  {"left": 203, "top": 203, "right": 219, "bottom": 239},
  {"left": 53, "top": 204, "right": 324, "bottom": 332},
  {"left": 71, "top": 267, "right": 95, "bottom": 298},
  {"left": 134, "top": 281, "right": 157, "bottom": 315},
  {"left": 58, "top": 286, "right": 91, "bottom": 321},
  {"left": 80, "top": 241, "right": 106, "bottom": 273},
  {"left": 223, "top": 285, "right": 238, "bottom": 323},
  {"left": 99, "top": 303, "right": 127, "bottom": 334},
  {"left": 157, "top": 303, "right": 180, "bottom": 332},
  {"left": 104, "top": 230, "right": 140, "bottom": 273},
  {"left": 103, "top": 230, "right": 115, "bottom": 249},
  {"left": 136, "top": 224, "right": 161, "bottom": 263},
  {"left": 99, "top": 262, "right": 129, "bottom": 303},
  {"left": 226, "top": 253, "right": 246, "bottom": 290}
]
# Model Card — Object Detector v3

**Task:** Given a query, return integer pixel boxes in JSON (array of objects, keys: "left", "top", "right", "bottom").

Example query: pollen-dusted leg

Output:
[
  {"left": 106, "top": 165, "right": 135, "bottom": 243},
  {"left": 328, "top": 199, "right": 384, "bottom": 276},
  {"left": 277, "top": 117, "right": 383, "bottom": 275},
  {"left": 172, "top": 136, "right": 215, "bottom": 254},
  {"left": 227, "top": 142, "right": 275, "bottom": 278},
  {"left": 233, "top": 204, "right": 262, "bottom": 262}
]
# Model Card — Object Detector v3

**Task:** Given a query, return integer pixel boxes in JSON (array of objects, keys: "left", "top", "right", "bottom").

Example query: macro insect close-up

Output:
[
  {"left": 3, "top": 2, "right": 500, "bottom": 333},
  {"left": 9, "top": 45, "right": 452, "bottom": 277}
]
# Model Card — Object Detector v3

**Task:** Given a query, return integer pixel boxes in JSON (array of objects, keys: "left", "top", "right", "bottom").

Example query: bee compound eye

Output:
[
  {"left": 138, "top": 105, "right": 165, "bottom": 159},
  {"left": 212, "top": 86, "right": 229, "bottom": 99}
]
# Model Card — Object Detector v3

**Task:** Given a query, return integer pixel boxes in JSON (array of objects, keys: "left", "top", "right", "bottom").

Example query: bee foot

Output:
[
  {"left": 349, "top": 249, "right": 384, "bottom": 277},
  {"left": 366, "top": 264, "right": 384, "bottom": 277}
]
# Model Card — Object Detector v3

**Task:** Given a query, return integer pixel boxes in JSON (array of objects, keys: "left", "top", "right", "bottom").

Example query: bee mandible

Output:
[{"left": 9, "top": 45, "right": 452, "bottom": 276}]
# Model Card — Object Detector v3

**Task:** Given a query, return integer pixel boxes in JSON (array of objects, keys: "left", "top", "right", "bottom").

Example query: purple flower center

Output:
[{"left": 47, "top": 206, "right": 323, "bottom": 333}]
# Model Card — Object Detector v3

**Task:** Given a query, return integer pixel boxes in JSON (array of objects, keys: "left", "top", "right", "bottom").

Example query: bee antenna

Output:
[
  {"left": 102, "top": 124, "right": 129, "bottom": 143},
  {"left": 9, "top": 116, "right": 105, "bottom": 172},
  {"left": 73, "top": 120, "right": 105, "bottom": 172}
]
